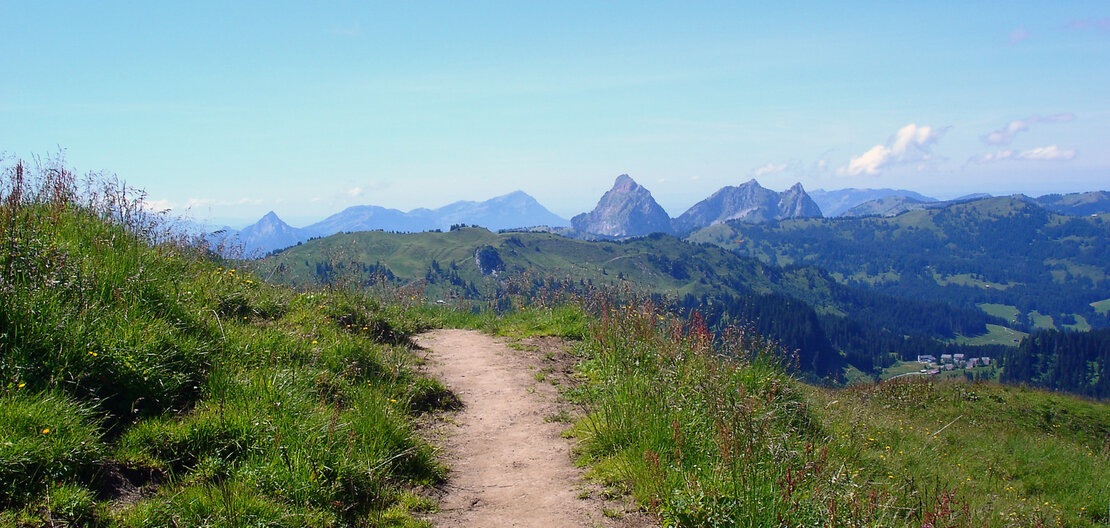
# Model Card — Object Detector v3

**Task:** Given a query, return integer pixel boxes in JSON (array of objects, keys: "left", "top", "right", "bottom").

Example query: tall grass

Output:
[
  {"left": 0, "top": 157, "right": 447, "bottom": 527},
  {"left": 555, "top": 293, "right": 1110, "bottom": 527}
]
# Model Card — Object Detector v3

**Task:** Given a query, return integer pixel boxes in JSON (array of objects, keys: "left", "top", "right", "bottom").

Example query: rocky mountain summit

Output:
[
  {"left": 672, "top": 179, "right": 821, "bottom": 233},
  {"left": 570, "top": 174, "right": 673, "bottom": 237},
  {"left": 570, "top": 176, "right": 823, "bottom": 238}
]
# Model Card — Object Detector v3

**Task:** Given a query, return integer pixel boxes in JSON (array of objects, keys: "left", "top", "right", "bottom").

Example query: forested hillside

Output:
[
  {"left": 688, "top": 196, "right": 1110, "bottom": 332},
  {"left": 1001, "top": 328, "right": 1110, "bottom": 398},
  {"left": 258, "top": 228, "right": 1010, "bottom": 380}
]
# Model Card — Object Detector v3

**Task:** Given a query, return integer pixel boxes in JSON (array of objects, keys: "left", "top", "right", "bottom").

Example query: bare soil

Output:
[{"left": 415, "top": 329, "right": 655, "bottom": 528}]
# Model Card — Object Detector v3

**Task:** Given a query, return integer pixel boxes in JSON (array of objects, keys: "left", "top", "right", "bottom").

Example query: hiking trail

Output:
[{"left": 415, "top": 329, "right": 654, "bottom": 528}]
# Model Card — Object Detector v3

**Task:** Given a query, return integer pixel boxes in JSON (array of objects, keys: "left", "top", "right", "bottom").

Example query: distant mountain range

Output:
[
  {"left": 837, "top": 190, "right": 1110, "bottom": 219},
  {"left": 809, "top": 188, "right": 938, "bottom": 217},
  {"left": 217, "top": 191, "right": 570, "bottom": 256},
  {"left": 571, "top": 175, "right": 822, "bottom": 237},
  {"left": 214, "top": 173, "right": 1110, "bottom": 257}
]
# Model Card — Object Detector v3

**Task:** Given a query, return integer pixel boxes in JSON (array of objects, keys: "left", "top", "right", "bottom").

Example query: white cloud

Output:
[
  {"left": 973, "top": 145, "right": 1076, "bottom": 163},
  {"left": 982, "top": 113, "right": 1075, "bottom": 145},
  {"left": 978, "top": 150, "right": 1014, "bottom": 163},
  {"left": 142, "top": 198, "right": 175, "bottom": 212},
  {"left": 1018, "top": 145, "right": 1076, "bottom": 161},
  {"left": 842, "top": 145, "right": 890, "bottom": 175},
  {"left": 752, "top": 162, "right": 787, "bottom": 177},
  {"left": 838, "top": 123, "right": 944, "bottom": 176},
  {"left": 347, "top": 187, "right": 364, "bottom": 198}
]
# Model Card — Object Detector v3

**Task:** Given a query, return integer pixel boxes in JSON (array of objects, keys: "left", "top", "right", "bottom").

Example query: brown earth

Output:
[{"left": 415, "top": 329, "right": 655, "bottom": 528}]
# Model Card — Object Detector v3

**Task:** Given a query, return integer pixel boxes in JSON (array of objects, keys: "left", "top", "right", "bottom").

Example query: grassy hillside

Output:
[
  {"left": 258, "top": 227, "right": 1014, "bottom": 380},
  {"left": 688, "top": 197, "right": 1110, "bottom": 332},
  {"left": 0, "top": 163, "right": 449, "bottom": 527},
  {"left": 473, "top": 302, "right": 1110, "bottom": 527}
]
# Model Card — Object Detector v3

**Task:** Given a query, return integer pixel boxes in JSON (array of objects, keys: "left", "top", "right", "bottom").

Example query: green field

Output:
[
  {"left": 1064, "top": 314, "right": 1093, "bottom": 332},
  {"left": 1093, "top": 298, "right": 1110, "bottom": 315},
  {"left": 878, "top": 361, "right": 930, "bottom": 381},
  {"left": 1030, "top": 310, "right": 1057, "bottom": 330},
  {"left": 936, "top": 273, "right": 1013, "bottom": 290},
  {"left": 977, "top": 303, "right": 1020, "bottom": 323},
  {"left": 955, "top": 323, "right": 1027, "bottom": 346}
]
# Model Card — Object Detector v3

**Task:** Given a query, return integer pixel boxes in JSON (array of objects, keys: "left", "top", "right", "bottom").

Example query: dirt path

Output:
[{"left": 415, "top": 329, "right": 654, "bottom": 528}]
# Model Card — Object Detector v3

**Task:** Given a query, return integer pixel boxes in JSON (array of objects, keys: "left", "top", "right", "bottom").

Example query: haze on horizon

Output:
[{"left": 2, "top": 2, "right": 1108, "bottom": 227}]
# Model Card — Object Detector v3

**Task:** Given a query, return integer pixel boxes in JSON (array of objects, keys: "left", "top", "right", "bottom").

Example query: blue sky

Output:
[{"left": 2, "top": 2, "right": 1108, "bottom": 227}]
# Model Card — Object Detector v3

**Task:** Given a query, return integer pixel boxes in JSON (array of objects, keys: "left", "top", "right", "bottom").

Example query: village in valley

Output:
[{"left": 915, "top": 353, "right": 994, "bottom": 375}]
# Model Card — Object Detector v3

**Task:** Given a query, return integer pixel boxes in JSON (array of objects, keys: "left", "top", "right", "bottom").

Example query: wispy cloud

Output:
[
  {"left": 1018, "top": 145, "right": 1076, "bottom": 161},
  {"left": 838, "top": 124, "right": 946, "bottom": 176},
  {"left": 331, "top": 23, "right": 361, "bottom": 37},
  {"left": 982, "top": 113, "right": 1075, "bottom": 145},
  {"left": 1064, "top": 18, "right": 1110, "bottom": 34},
  {"left": 752, "top": 162, "right": 787, "bottom": 177},
  {"left": 1008, "top": 27, "right": 1031, "bottom": 45},
  {"left": 972, "top": 145, "right": 1076, "bottom": 163},
  {"left": 184, "top": 197, "right": 264, "bottom": 209}
]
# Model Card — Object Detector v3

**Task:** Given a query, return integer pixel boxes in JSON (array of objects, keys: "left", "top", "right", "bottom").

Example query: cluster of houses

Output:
[{"left": 915, "top": 353, "right": 993, "bottom": 374}]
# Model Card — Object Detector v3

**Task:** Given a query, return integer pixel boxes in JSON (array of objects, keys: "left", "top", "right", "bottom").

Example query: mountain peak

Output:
[
  {"left": 571, "top": 174, "right": 672, "bottom": 237},
  {"left": 613, "top": 173, "right": 638, "bottom": 190},
  {"left": 674, "top": 180, "right": 821, "bottom": 233}
]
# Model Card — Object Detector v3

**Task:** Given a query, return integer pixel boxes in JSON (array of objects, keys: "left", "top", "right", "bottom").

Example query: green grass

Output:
[
  {"left": 879, "top": 360, "right": 930, "bottom": 381},
  {"left": 977, "top": 303, "right": 1020, "bottom": 323},
  {"left": 534, "top": 296, "right": 1110, "bottom": 527},
  {"left": 955, "top": 323, "right": 1027, "bottom": 346},
  {"left": 1091, "top": 298, "right": 1110, "bottom": 315},
  {"left": 0, "top": 162, "right": 446, "bottom": 527},
  {"left": 936, "top": 273, "right": 1014, "bottom": 290},
  {"left": 1064, "top": 313, "right": 1092, "bottom": 332},
  {"left": 1029, "top": 310, "right": 1057, "bottom": 330}
]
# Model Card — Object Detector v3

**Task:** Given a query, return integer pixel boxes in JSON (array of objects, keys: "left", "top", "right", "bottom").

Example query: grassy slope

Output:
[
  {"left": 0, "top": 178, "right": 448, "bottom": 526},
  {"left": 258, "top": 228, "right": 817, "bottom": 307},
  {"left": 955, "top": 324, "right": 1028, "bottom": 346},
  {"left": 260, "top": 226, "right": 1001, "bottom": 329},
  {"left": 480, "top": 304, "right": 1109, "bottom": 527}
]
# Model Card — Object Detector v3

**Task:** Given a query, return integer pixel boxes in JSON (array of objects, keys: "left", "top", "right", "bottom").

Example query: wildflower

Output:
[
  {"left": 312, "top": 340, "right": 318, "bottom": 345},
  {"left": 17, "top": 382, "right": 25, "bottom": 388},
  {"left": 41, "top": 428, "right": 50, "bottom": 434},
  {"left": 390, "top": 399, "right": 397, "bottom": 403},
  {"left": 87, "top": 351, "right": 98, "bottom": 357}
]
